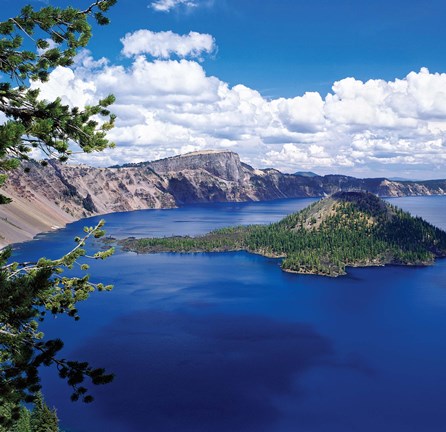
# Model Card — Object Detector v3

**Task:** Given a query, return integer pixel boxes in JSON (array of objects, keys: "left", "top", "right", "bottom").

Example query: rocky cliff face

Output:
[
  {"left": 0, "top": 160, "right": 175, "bottom": 247},
  {"left": 1, "top": 150, "right": 445, "bottom": 247},
  {"left": 148, "top": 150, "right": 247, "bottom": 183}
]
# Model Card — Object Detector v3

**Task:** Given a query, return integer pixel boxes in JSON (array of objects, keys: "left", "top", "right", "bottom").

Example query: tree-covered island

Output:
[{"left": 119, "top": 191, "right": 446, "bottom": 277}]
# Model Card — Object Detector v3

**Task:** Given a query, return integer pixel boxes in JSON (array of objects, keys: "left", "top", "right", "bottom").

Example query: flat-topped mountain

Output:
[
  {"left": 120, "top": 191, "right": 446, "bottom": 277},
  {"left": 149, "top": 151, "right": 247, "bottom": 183},
  {"left": 117, "top": 150, "right": 246, "bottom": 182},
  {"left": 1, "top": 151, "right": 446, "bottom": 247}
]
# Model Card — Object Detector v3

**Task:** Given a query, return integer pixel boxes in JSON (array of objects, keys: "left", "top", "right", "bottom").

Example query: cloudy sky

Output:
[{"left": 3, "top": 0, "right": 446, "bottom": 178}]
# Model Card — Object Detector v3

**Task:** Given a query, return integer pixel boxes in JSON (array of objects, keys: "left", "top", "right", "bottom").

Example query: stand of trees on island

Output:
[{"left": 119, "top": 191, "right": 446, "bottom": 277}]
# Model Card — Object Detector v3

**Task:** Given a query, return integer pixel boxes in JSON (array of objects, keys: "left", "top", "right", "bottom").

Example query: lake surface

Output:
[{"left": 12, "top": 196, "right": 446, "bottom": 432}]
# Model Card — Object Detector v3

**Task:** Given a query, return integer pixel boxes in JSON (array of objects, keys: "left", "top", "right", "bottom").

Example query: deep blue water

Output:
[{"left": 11, "top": 196, "right": 446, "bottom": 432}]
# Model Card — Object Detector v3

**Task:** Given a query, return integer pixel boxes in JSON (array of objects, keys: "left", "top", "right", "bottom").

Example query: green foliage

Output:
[
  {"left": 30, "top": 392, "right": 59, "bottom": 432},
  {"left": 12, "top": 406, "right": 31, "bottom": 432},
  {"left": 0, "top": 0, "right": 117, "bottom": 202},
  {"left": 0, "top": 1, "right": 116, "bottom": 81},
  {"left": 0, "top": 392, "right": 60, "bottom": 432},
  {"left": 0, "top": 1, "right": 117, "bottom": 428},
  {"left": 243, "top": 192, "right": 446, "bottom": 275},
  {"left": 121, "top": 192, "right": 446, "bottom": 277},
  {"left": 0, "top": 220, "right": 114, "bottom": 426},
  {"left": 0, "top": 228, "right": 114, "bottom": 430},
  {"left": 120, "top": 226, "right": 247, "bottom": 253}
]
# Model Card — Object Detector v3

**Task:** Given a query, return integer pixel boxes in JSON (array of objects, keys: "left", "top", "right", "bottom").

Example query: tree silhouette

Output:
[{"left": 0, "top": 1, "right": 117, "bottom": 428}]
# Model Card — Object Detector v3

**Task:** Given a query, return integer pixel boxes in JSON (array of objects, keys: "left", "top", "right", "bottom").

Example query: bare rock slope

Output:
[{"left": 1, "top": 150, "right": 445, "bottom": 247}]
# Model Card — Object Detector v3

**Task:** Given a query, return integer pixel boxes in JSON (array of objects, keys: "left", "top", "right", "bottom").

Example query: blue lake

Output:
[{"left": 11, "top": 196, "right": 446, "bottom": 432}]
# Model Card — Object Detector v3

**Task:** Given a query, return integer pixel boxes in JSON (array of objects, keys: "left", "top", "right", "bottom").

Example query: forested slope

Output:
[{"left": 120, "top": 191, "right": 446, "bottom": 276}]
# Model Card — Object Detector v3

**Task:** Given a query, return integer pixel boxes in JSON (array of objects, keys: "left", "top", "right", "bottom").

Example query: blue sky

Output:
[
  {"left": 2, "top": 0, "right": 446, "bottom": 178},
  {"left": 18, "top": 0, "right": 446, "bottom": 97}
]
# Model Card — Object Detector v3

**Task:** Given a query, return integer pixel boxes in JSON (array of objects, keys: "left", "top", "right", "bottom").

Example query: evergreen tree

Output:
[
  {"left": 0, "top": 1, "right": 117, "bottom": 428},
  {"left": 30, "top": 392, "right": 59, "bottom": 432},
  {"left": 120, "top": 192, "right": 446, "bottom": 277},
  {"left": 13, "top": 407, "right": 31, "bottom": 432},
  {"left": 0, "top": 402, "right": 14, "bottom": 432}
]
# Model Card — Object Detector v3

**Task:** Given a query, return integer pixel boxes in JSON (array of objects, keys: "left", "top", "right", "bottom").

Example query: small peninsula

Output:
[
  {"left": 119, "top": 191, "right": 446, "bottom": 276},
  {"left": 2, "top": 150, "right": 446, "bottom": 249}
]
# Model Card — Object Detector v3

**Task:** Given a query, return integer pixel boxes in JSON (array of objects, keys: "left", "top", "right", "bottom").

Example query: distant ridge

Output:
[
  {"left": 1, "top": 151, "right": 445, "bottom": 248},
  {"left": 388, "top": 177, "right": 419, "bottom": 182},
  {"left": 294, "top": 171, "right": 319, "bottom": 177}
]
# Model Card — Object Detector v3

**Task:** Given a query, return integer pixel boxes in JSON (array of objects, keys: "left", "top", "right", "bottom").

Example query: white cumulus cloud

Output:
[
  {"left": 121, "top": 30, "right": 216, "bottom": 59},
  {"left": 150, "top": 0, "right": 198, "bottom": 12},
  {"left": 30, "top": 44, "right": 446, "bottom": 179}
]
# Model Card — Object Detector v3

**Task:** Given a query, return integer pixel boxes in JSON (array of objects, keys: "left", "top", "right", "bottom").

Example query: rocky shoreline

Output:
[
  {"left": 116, "top": 192, "right": 446, "bottom": 277},
  {"left": 1, "top": 150, "right": 445, "bottom": 249}
]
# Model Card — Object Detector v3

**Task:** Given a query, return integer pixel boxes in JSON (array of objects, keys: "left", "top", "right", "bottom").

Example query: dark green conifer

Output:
[
  {"left": 30, "top": 392, "right": 59, "bottom": 432},
  {"left": 120, "top": 191, "right": 446, "bottom": 277},
  {"left": 12, "top": 406, "right": 31, "bottom": 432},
  {"left": 0, "top": 1, "right": 117, "bottom": 428}
]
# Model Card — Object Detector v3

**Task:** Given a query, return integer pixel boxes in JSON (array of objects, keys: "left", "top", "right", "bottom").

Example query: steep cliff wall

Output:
[
  {"left": 0, "top": 160, "right": 176, "bottom": 247},
  {"left": 1, "top": 151, "right": 445, "bottom": 248},
  {"left": 149, "top": 150, "right": 248, "bottom": 183}
]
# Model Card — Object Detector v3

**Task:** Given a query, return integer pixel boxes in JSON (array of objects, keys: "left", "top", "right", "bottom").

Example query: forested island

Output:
[
  {"left": 119, "top": 192, "right": 446, "bottom": 276},
  {"left": 3, "top": 150, "right": 446, "bottom": 249}
]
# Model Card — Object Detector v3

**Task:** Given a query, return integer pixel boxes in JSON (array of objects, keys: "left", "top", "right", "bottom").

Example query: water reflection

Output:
[{"left": 72, "top": 311, "right": 333, "bottom": 432}]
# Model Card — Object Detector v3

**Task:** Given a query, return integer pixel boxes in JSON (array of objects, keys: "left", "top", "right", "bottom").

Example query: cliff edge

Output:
[{"left": 1, "top": 151, "right": 445, "bottom": 248}]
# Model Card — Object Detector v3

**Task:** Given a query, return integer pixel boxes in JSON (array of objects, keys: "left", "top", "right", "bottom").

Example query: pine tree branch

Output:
[
  {"left": 2, "top": 219, "right": 106, "bottom": 278},
  {"left": 78, "top": 0, "right": 112, "bottom": 16},
  {"left": 9, "top": 18, "right": 36, "bottom": 42},
  {"left": 0, "top": 328, "right": 17, "bottom": 337}
]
